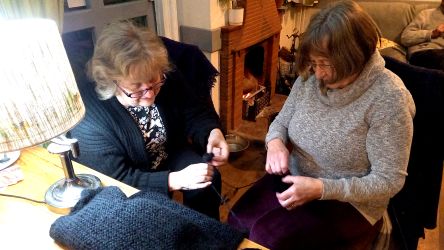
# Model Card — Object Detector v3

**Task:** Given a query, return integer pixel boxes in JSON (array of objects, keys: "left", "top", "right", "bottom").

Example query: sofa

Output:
[
  {"left": 358, "top": 1, "right": 439, "bottom": 63},
  {"left": 293, "top": 1, "right": 439, "bottom": 62}
]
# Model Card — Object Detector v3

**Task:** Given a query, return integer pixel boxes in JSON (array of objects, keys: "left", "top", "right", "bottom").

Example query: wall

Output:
[{"left": 176, "top": 0, "right": 226, "bottom": 114}]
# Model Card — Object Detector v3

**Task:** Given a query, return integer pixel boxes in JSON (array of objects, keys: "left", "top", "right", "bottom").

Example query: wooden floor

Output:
[
  {"left": 219, "top": 140, "right": 267, "bottom": 223},
  {"left": 417, "top": 170, "right": 443, "bottom": 250}
]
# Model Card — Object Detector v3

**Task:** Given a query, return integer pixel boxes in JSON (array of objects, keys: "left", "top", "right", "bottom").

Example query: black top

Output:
[
  {"left": 69, "top": 38, "right": 221, "bottom": 194},
  {"left": 126, "top": 105, "right": 168, "bottom": 170}
]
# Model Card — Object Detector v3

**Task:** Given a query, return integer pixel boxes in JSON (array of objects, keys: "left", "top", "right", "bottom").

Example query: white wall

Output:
[
  {"left": 176, "top": 0, "right": 226, "bottom": 114},
  {"left": 176, "top": 0, "right": 225, "bottom": 29}
]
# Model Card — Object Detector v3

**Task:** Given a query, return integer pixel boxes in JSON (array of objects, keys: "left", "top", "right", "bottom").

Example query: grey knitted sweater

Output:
[{"left": 266, "top": 51, "right": 415, "bottom": 224}]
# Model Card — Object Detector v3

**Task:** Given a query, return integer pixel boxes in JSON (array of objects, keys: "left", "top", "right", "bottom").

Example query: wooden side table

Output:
[{"left": 0, "top": 147, "right": 267, "bottom": 250}]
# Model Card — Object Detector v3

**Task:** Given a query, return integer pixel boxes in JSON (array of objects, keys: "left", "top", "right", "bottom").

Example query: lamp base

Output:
[
  {"left": 0, "top": 151, "right": 21, "bottom": 171},
  {"left": 45, "top": 174, "right": 101, "bottom": 214}
]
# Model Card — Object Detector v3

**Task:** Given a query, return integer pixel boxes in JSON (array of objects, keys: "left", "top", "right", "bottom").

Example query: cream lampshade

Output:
[{"left": 0, "top": 18, "right": 101, "bottom": 214}]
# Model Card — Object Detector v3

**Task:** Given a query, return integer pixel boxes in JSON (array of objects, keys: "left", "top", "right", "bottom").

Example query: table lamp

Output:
[{"left": 0, "top": 18, "right": 101, "bottom": 214}]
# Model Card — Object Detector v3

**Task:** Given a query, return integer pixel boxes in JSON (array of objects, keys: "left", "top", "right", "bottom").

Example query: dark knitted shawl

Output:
[{"left": 50, "top": 186, "right": 244, "bottom": 250}]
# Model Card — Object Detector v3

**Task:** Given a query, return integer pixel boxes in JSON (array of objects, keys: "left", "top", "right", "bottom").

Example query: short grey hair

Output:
[{"left": 88, "top": 21, "right": 171, "bottom": 100}]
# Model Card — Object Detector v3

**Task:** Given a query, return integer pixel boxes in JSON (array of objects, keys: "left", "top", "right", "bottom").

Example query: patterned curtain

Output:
[{"left": 0, "top": 0, "right": 64, "bottom": 32}]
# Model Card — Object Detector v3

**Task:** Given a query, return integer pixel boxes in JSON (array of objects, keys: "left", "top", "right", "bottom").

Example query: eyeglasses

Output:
[
  {"left": 308, "top": 62, "right": 335, "bottom": 71},
  {"left": 114, "top": 74, "right": 167, "bottom": 98}
]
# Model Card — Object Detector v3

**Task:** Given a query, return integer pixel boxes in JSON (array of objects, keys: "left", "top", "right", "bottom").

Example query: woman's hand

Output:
[
  {"left": 168, "top": 163, "right": 214, "bottom": 191},
  {"left": 276, "top": 175, "right": 323, "bottom": 210},
  {"left": 206, "top": 128, "right": 229, "bottom": 166},
  {"left": 266, "top": 138, "right": 290, "bottom": 175}
]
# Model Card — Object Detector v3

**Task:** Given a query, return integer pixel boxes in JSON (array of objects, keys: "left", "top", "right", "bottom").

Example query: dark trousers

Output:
[
  {"left": 228, "top": 174, "right": 382, "bottom": 250},
  {"left": 166, "top": 146, "right": 221, "bottom": 220},
  {"left": 409, "top": 49, "right": 444, "bottom": 71}
]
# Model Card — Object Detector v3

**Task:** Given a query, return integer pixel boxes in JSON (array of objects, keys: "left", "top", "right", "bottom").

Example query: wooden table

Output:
[{"left": 0, "top": 147, "right": 266, "bottom": 249}]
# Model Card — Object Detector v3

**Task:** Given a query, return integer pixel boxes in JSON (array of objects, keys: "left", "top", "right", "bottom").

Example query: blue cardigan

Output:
[{"left": 70, "top": 38, "right": 221, "bottom": 194}]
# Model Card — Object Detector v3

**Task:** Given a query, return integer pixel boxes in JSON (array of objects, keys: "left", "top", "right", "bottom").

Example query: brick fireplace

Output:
[{"left": 219, "top": 0, "right": 282, "bottom": 132}]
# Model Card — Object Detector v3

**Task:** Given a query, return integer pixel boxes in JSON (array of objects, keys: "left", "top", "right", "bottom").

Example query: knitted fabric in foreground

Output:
[{"left": 50, "top": 186, "right": 244, "bottom": 250}]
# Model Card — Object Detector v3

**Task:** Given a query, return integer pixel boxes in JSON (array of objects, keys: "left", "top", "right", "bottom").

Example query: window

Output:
[{"left": 62, "top": 0, "right": 156, "bottom": 81}]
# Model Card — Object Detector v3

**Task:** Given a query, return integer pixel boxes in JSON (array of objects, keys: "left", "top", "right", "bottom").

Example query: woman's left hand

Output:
[
  {"left": 275, "top": 175, "right": 324, "bottom": 210},
  {"left": 206, "top": 128, "right": 229, "bottom": 166}
]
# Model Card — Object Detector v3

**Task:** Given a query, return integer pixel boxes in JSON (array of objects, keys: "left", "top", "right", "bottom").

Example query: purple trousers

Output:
[{"left": 228, "top": 174, "right": 382, "bottom": 250}]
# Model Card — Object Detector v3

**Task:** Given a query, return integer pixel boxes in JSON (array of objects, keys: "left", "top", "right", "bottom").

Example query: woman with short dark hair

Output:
[{"left": 229, "top": 1, "right": 416, "bottom": 248}]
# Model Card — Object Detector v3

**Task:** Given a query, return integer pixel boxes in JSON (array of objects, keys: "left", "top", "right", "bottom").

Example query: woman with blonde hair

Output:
[{"left": 70, "top": 21, "right": 228, "bottom": 220}]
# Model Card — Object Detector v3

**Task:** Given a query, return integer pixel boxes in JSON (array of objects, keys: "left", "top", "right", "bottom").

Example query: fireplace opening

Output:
[
  {"left": 242, "top": 45, "right": 270, "bottom": 121},
  {"left": 243, "top": 45, "right": 264, "bottom": 95}
]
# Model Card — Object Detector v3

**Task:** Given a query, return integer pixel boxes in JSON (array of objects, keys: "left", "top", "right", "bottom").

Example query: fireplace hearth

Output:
[{"left": 219, "top": 0, "right": 282, "bottom": 132}]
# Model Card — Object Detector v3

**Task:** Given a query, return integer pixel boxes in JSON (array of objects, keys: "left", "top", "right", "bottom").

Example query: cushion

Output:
[
  {"left": 359, "top": 2, "right": 417, "bottom": 43},
  {"left": 380, "top": 47, "right": 408, "bottom": 63},
  {"left": 377, "top": 38, "right": 407, "bottom": 63}
]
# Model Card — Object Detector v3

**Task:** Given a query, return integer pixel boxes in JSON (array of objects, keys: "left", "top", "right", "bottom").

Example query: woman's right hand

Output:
[
  {"left": 168, "top": 163, "right": 214, "bottom": 191},
  {"left": 266, "top": 138, "right": 290, "bottom": 175}
]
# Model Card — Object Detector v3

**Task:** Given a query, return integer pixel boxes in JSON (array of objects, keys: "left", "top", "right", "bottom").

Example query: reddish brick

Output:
[{"left": 220, "top": 0, "right": 281, "bottom": 131}]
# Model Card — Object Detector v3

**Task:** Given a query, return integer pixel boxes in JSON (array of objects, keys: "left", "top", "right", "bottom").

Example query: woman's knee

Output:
[{"left": 248, "top": 201, "right": 377, "bottom": 250}]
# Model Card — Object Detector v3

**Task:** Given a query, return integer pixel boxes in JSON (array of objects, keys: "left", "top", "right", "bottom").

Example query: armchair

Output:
[{"left": 383, "top": 55, "right": 444, "bottom": 250}]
